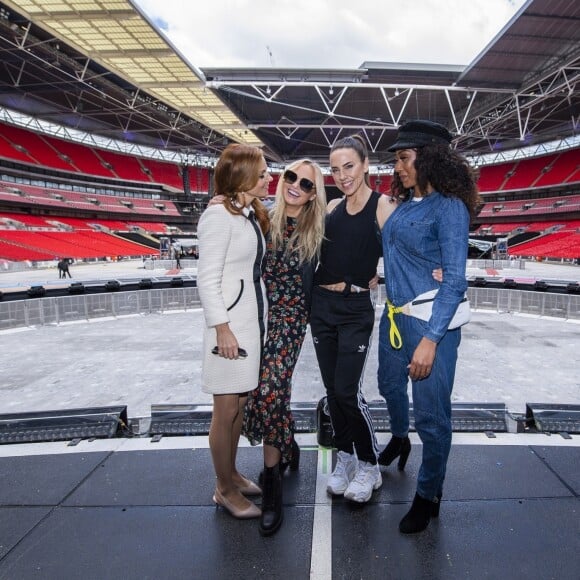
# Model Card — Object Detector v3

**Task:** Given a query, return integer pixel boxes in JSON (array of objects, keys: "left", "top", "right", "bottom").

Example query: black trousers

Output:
[{"left": 310, "top": 287, "right": 378, "bottom": 464}]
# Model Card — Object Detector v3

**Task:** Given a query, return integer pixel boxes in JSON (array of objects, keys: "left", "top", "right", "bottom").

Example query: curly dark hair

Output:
[{"left": 390, "top": 145, "right": 481, "bottom": 218}]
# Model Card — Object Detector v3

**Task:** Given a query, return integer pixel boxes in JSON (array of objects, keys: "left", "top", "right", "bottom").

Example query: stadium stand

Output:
[
  {"left": 94, "top": 149, "right": 151, "bottom": 183},
  {"left": 39, "top": 136, "right": 117, "bottom": 178},
  {"left": 0, "top": 121, "right": 213, "bottom": 194},
  {"left": 502, "top": 155, "right": 556, "bottom": 190},
  {"left": 1, "top": 124, "right": 75, "bottom": 172},
  {"left": 140, "top": 158, "right": 184, "bottom": 190},
  {"left": 0, "top": 229, "right": 156, "bottom": 260},
  {"left": 476, "top": 161, "right": 517, "bottom": 192},
  {"left": 534, "top": 149, "right": 580, "bottom": 188},
  {"left": 509, "top": 230, "right": 580, "bottom": 259},
  {"left": 0, "top": 212, "right": 52, "bottom": 228}
]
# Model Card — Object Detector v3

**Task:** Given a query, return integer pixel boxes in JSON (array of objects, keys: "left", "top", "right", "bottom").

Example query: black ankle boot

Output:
[
  {"left": 378, "top": 435, "right": 411, "bottom": 470},
  {"left": 259, "top": 464, "right": 283, "bottom": 536},
  {"left": 399, "top": 492, "right": 436, "bottom": 534},
  {"left": 287, "top": 437, "right": 300, "bottom": 471},
  {"left": 259, "top": 438, "right": 300, "bottom": 484},
  {"left": 431, "top": 492, "right": 442, "bottom": 518}
]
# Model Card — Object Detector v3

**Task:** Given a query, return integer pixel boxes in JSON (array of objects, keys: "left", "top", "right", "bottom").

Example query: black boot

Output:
[
  {"left": 259, "top": 463, "right": 283, "bottom": 536},
  {"left": 286, "top": 437, "right": 300, "bottom": 472},
  {"left": 399, "top": 492, "right": 437, "bottom": 534},
  {"left": 378, "top": 435, "right": 411, "bottom": 470},
  {"left": 259, "top": 438, "right": 300, "bottom": 484},
  {"left": 431, "top": 492, "right": 442, "bottom": 518}
]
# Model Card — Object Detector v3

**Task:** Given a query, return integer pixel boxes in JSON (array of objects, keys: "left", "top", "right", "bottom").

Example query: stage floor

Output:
[{"left": 0, "top": 433, "right": 578, "bottom": 580}]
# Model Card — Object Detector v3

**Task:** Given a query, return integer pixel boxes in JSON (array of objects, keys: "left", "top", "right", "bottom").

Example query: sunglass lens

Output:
[
  {"left": 283, "top": 170, "right": 315, "bottom": 194},
  {"left": 299, "top": 178, "right": 315, "bottom": 194},
  {"left": 283, "top": 170, "right": 297, "bottom": 184}
]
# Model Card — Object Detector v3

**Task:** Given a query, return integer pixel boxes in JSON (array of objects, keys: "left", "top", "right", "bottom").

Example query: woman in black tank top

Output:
[{"left": 310, "top": 135, "right": 395, "bottom": 505}]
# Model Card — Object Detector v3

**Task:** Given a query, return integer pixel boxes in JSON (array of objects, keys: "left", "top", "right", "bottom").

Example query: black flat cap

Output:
[{"left": 388, "top": 120, "right": 453, "bottom": 151}]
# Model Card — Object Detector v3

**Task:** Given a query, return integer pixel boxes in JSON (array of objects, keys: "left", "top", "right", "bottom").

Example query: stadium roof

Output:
[{"left": 0, "top": 0, "right": 578, "bottom": 165}]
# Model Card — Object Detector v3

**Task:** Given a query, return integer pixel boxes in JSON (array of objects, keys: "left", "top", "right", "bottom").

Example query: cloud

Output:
[{"left": 134, "top": 0, "right": 526, "bottom": 69}]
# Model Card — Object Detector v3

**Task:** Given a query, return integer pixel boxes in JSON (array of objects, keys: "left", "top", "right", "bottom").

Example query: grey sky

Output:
[{"left": 133, "top": 0, "right": 527, "bottom": 69}]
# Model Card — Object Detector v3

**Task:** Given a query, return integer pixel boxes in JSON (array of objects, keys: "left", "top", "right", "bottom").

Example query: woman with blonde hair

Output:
[
  {"left": 197, "top": 143, "right": 272, "bottom": 519},
  {"left": 243, "top": 158, "right": 326, "bottom": 535}
]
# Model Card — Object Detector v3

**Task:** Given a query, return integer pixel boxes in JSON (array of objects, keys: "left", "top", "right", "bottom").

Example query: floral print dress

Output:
[{"left": 243, "top": 217, "right": 308, "bottom": 464}]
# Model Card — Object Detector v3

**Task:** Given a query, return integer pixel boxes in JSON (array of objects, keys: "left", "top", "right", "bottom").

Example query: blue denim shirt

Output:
[{"left": 382, "top": 191, "right": 469, "bottom": 343}]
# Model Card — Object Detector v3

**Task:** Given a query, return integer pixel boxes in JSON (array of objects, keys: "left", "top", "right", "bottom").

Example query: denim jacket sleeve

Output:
[{"left": 425, "top": 198, "right": 470, "bottom": 343}]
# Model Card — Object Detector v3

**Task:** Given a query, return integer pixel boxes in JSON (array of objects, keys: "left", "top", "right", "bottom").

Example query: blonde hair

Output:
[{"left": 269, "top": 159, "right": 326, "bottom": 264}]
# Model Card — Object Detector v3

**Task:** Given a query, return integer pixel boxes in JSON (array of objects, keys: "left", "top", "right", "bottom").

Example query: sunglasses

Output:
[{"left": 282, "top": 169, "right": 315, "bottom": 194}]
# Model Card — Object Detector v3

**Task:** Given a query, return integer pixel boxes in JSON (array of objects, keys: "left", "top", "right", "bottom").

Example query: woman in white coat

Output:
[{"left": 197, "top": 144, "right": 272, "bottom": 519}]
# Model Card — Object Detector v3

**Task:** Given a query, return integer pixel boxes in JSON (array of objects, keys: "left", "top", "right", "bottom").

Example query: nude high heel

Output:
[
  {"left": 236, "top": 478, "right": 262, "bottom": 496},
  {"left": 213, "top": 489, "right": 261, "bottom": 519}
]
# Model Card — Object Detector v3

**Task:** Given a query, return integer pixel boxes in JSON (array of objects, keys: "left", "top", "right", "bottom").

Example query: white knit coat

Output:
[{"left": 196, "top": 204, "right": 267, "bottom": 394}]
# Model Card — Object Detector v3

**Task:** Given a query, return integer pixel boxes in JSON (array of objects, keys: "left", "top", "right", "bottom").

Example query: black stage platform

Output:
[{"left": 0, "top": 434, "right": 579, "bottom": 580}]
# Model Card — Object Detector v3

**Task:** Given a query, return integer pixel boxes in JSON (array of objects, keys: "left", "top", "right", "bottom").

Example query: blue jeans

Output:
[{"left": 377, "top": 310, "right": 461, "bottom": 501}]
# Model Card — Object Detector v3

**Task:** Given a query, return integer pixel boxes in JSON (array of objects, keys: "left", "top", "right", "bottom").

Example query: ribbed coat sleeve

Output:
[{"left": 196, "top": 206, "right": 232, "bottom": 328}]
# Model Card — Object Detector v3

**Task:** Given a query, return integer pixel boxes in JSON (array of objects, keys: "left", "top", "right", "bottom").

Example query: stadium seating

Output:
[
  {"left": 0, "top": 230, "right": 156, "bottom": 260},
  {"left": 0, "top": 133, "right": 33, "bottom": 164},
  {"left": 0, "top": 124, "right": 75, "bottom": 172},
  {"left": 509, "top": 231, "right": 580, "bottom": 259},
  {"left": 533, "top": 149, "right": 580, "bottom": 188},
  {"left": 140, "top": 158, "right": 183, "bottom": 190},
  {"left": 477, "top": 161, "right": 517, "bottom": 192},
  {"left": 0, "top": 122, "right": 212, "bottom": 192},
  {"left": 0, "top": 213, "right": 52, "bottom": 228},
  {"left": 41, "top": 136, "right": 117, "bottom": 178},
  {"left": 502, "top": 155, "right": 557, "bottom": 190},
  {"left": 187, "top": 166, "right": 211, "bottom": 192},
  {"left": 478, "top": 194, "right": 580, "bottom": 218},
  {"left": 477, "top": 149, "right": 580, "bottom": 192},
  {"left": 0, "top": 239, "right": 55, "bottom": 261},
  {"left": 1, "top": 120, "right": 577, "bottom": 262},
  {"left": 95, "top": 149, "right": 151, "bottom": 183}
]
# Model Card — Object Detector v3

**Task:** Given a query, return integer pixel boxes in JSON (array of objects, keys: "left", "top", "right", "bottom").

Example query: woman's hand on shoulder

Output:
[
  {"left": 326, "top": 198, "right": 342, "bottom": 214},
  {"left": 208, "top": 194, "right": 226, "bottom": 206},
  {"left": 432, "top": 268, "right": 443, "bottom": 283}
]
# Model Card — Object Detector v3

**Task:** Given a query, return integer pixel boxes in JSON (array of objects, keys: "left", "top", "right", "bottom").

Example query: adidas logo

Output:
[{"left": 357, "top": 345, "right": 366, "bottom": 353}]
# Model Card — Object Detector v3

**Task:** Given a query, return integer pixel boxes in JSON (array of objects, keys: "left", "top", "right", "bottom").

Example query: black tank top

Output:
[{"left": 314, "top": 191, "right": 382, "bottom": 288}]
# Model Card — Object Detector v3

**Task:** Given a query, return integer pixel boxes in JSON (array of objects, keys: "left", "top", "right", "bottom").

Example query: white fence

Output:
[
  {"left": 0, "top": 287, "right": 200, "bottom": 329},
  {"left": 1, "top": 286, "right": 579, "bottom": 331}
]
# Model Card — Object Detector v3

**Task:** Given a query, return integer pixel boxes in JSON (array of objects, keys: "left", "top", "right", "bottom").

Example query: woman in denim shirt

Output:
[{"left": 377, "top": 120, "right": 480, "bottom": 534}]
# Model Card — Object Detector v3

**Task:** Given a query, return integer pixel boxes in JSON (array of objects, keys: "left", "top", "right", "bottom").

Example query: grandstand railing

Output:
[{"left": 1, "top": 286, "right": 578, "bottom": 331}]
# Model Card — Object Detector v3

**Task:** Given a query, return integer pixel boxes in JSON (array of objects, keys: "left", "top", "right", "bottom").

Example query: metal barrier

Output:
[
  {"left": 144, "top": 259, "right": 197, "bottom": 270},
  {"left": 467, "top": 259, "right": 526, "bottom": 270},
  {"left": 467, "top": 287, "right": 580, "bottom": 319},
  {"left": 0, "top": 287, "right": 201, "bottom": 330},
  {"left": 2, "top": 285, "right": 579, "bottom": 331}
]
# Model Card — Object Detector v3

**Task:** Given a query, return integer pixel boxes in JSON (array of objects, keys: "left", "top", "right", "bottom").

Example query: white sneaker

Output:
[
  {"left": 326, "top": 451, "right": 358, "bottom": 496},
  {"left": 344, "top": 461, "right": 382, "bottom": 503}
]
